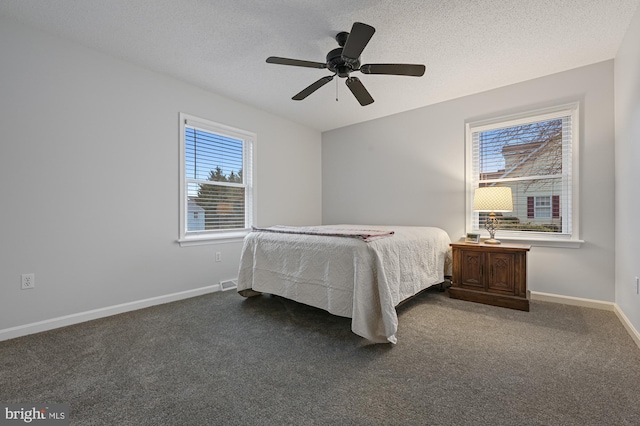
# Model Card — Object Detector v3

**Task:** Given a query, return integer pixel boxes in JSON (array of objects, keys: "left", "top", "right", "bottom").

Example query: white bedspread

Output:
[{"left": 237, "top": 225, "right": 452, "bottom": 344}]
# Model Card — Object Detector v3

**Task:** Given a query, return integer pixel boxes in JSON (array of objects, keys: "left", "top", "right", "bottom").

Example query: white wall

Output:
[
  {"left": 323, "top": 61, "right": 615, "bottom": 301},
  {"left": 615, "top": 7, "right": 640, "bottom": 333},
  {"left": 0, "top": 19, "right": 322, "bottom": 334}
]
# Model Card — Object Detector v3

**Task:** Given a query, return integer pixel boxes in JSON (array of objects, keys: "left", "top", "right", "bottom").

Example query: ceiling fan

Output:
[{"left": 266, "top": 22, "right": 426, "bottom": 106}]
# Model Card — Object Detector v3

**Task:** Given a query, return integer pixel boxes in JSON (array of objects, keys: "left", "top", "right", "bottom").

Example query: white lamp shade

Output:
[{"left": 473, "top": 186, "right": 513, "bottom": 212}]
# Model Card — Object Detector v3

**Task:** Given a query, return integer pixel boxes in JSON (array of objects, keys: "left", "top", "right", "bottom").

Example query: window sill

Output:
[
  {"left": 178, "top": 230, "right": 249, "bottom": 247},
  {"left": 462, "top": 235, "right": 583, "bottom": 249},
  {"left": 462, "top": 231, "right": 584, "bottom": 249}
]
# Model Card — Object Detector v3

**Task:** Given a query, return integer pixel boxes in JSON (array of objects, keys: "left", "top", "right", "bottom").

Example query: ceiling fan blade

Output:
[
  {"left": 345, "top": 76, "right": 374, "bottom": 106},
  {"left": 341, "top": 22, "right": 375, "bottom": 63},
  {"left": 292, "top": 75, "right": 334, "bottom": 100},
  {"left": 360, "top": 63, "right": 426, "bottom": 76},
  {"left": 266, "top": 56, "right": 327, "bottom": 69}
]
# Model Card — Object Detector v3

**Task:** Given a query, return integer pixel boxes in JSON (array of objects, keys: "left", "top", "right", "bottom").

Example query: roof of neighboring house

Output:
[
  {"left": 480, "top": 139, "right": 560, "bottom": 181},
  {"left": 187, "top": 197, "right": 204, "bottom": 211}
]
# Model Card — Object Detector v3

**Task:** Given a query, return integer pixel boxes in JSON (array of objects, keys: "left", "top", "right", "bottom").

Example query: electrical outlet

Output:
[
  {"left": 21, "top": 273, "right": 35, "bottom": 290},
  {"left": 215, "top": 252, "right": 222, "bottom": 262}
]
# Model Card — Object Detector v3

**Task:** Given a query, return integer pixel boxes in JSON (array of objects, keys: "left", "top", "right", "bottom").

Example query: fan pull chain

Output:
[{"left": 336, "top": 77, "right": 338, "bottom": 102}]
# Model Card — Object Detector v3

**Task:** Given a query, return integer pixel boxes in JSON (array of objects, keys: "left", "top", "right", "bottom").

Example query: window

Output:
[
  {"left": 179, "top": 113, "right": 255, "bottom": 245},
  {"left": 530, "top": 195, "right": 560, "bottom": 219},
  {"left": 466, "top": 103, "right": 580, "bottom": 246}
]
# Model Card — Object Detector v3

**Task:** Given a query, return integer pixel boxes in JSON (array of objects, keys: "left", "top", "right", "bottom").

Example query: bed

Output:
[{"left": 237, "top": 225, "right": 452, "bottom": 344}]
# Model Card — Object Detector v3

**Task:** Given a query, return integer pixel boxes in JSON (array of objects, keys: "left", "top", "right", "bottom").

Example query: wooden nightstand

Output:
[{"left": 449, "top": 241, "right": 531, "bottom": 311}]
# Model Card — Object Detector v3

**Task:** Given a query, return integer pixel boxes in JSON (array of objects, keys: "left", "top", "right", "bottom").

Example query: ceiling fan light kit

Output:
[{"left": 266, "top": 22, "right": 426, "bottom": 106}]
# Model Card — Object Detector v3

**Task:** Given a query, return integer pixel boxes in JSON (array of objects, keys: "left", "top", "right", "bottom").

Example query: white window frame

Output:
[
  {"left": 178, "top": 113, "right": 256, "bottom": 246},
  {"left": 465, "top": 103, "right": 582, "bottom": 248}
]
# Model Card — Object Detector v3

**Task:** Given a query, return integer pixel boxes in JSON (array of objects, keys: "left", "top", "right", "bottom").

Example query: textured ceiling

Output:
[{"left": 1, "top": 0, "right": 638, "bottom": 132}]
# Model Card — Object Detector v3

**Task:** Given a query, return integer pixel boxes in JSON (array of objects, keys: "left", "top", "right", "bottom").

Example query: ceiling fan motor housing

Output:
[{"left": 326, "top": 47, "right": 360, "bottom": 78}]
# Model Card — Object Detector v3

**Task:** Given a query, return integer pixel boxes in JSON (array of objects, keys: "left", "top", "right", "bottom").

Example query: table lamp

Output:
[{"left": 473, "top": 186, "right": 513, "bottom": 244}]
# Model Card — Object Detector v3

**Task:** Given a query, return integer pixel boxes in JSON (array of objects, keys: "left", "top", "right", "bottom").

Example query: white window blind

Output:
[
  {"left": 466, "top": 103, "right": 579, "bottom": 243},
  {"left": 179, "top": 114, "right": 254, "bottom": 244}
]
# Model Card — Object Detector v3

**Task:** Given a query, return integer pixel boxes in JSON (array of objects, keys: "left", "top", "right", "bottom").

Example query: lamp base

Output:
[{"left": 484, "top": 238, "right": 501, "bottom": 245}]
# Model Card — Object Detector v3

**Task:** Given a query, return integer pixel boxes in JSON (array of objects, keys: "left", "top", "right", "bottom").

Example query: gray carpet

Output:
[{"left": 2, "top": 287, "right": 640, "bottom": 425}]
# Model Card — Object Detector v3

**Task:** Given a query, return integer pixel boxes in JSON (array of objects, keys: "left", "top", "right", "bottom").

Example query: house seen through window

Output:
[{"left": 466, "top": 103, "right": 579, "bottom": 242}]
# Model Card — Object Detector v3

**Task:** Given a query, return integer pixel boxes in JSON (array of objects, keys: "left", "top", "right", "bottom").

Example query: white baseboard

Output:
[
  {"left": 0, "top": 284, "right": 220, "bottom": 342},
  {"left": 529, "top": 291, "right": 615, "bottom": 311},
  {"left": 530, "top": 291, "right": 640, "bottom": 350},
  {"left": 614, "top": 304, "right": 640, "bottom": 350}
]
